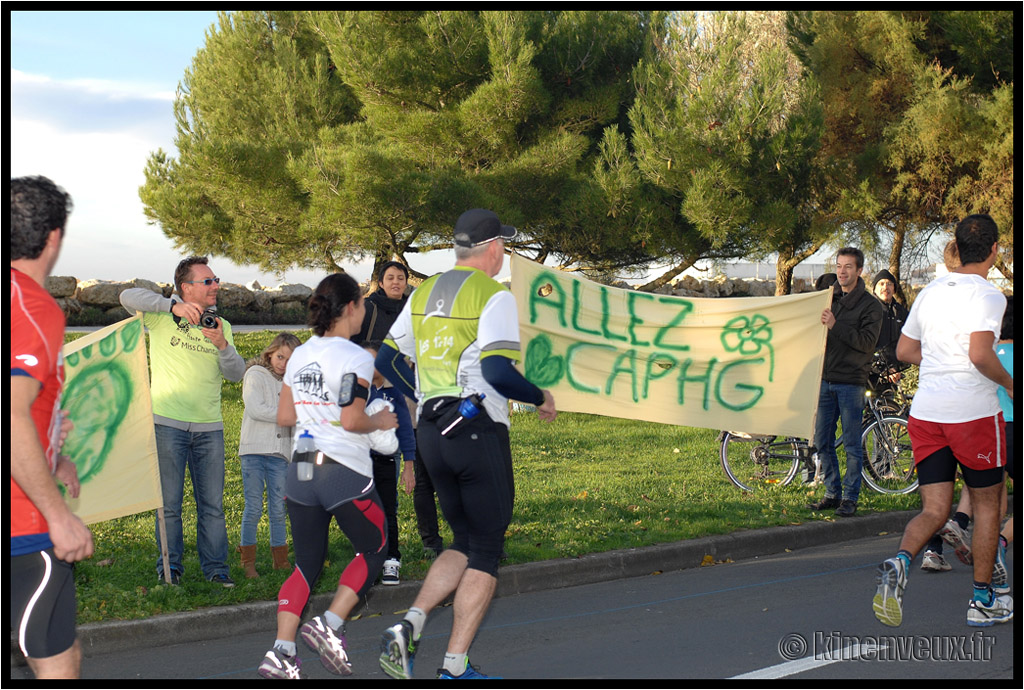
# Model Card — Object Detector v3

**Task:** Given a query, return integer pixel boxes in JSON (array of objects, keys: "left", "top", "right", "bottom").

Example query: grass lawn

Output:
[{"left": 64, "top": 329, "right": 926, "bottom": 624}]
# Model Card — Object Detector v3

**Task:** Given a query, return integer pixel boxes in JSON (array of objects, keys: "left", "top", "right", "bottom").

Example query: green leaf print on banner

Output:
[
  {"left": 61, "top": 320, "right": 141, "bottom": 484},
  {"left": 524, "top": 334, "right": 565, "bottom": 388}
]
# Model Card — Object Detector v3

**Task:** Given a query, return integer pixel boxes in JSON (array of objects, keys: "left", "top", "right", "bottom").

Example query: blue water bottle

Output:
[{"left": 458, "top": 393, "right": 486, "bottom": 419}]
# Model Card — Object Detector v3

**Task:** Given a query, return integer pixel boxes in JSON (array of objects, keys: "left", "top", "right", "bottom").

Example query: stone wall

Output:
[
  {"left": 637, "top": 274, "right": 815, "bottom": 298},
  {"left": 46, "top": 274, "right": 817, "bottom": 323},
  {"left": 45, "top": 277, "right": 314, "bottom": 323}
]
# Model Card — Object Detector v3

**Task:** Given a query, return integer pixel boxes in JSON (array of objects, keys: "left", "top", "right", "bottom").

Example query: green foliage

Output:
[
  {"left": 787, "top": 10, "right": 1014, "bottom": 282},
  {"left": 628, "top": 11, "right": 836, "bottom": 292},
  {"left": 142, "top": 11, "right": 658, "bottom": 279},
  {"left": 142, "top": 10, "right": 1013, "bottom": 290},
  {"left": 141, "top": 11, "right": 363, "bottom": 274}
]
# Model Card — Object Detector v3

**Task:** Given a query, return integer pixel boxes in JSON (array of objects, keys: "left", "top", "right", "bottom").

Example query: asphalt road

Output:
[{"left": 12, "top": 532, "right": 1014, "bottom": 680}]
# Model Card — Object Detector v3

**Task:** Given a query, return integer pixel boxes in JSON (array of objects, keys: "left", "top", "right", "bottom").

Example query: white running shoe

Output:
[
  {"left": 300, "top": 615, "right": 353, "bottom": 676},
  {"left": 920, "top": 550, "right": 951, "bottom": 572},
  {"left": 873, "top": 557, "right": 908, "bottom": 627},
  {"left": 258, "top": 648, "right": 303, "bottom": 679},
  {"left": 938, "top": 519, "right": 973, "bottom": 565},
  {"left": 992, "top": 540, "right": 1009, "bottom": 595},
  {"left": 967, "top": 593, "right": 1013, "bottom": 627},
  {"left": 379, "top": 620, "right": 417, "bottom": 680}
]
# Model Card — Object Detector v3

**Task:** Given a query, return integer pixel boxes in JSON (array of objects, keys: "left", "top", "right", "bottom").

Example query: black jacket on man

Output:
[
  {"left": 823, "top": 277, "right": 884, "bottom": 387},
  {"left": 876, "top": 297, "right": 909, "bottom": 353}
]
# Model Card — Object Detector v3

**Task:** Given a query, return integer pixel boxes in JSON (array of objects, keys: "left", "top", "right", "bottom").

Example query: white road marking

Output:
[{"left": 730, "top": 644, "right": 887, "bottom": 679}]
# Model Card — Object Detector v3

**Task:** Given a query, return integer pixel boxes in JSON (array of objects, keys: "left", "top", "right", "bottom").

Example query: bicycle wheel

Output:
[
  {"left": 720, "top": 432, "right": 802, "bottom": 492},
  {"left": 861, "top": 417, "right": 918, "bottom": 494}
]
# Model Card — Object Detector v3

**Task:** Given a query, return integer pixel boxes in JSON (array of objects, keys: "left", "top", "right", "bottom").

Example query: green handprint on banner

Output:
[
  {"left": 524, "top": 334, "right": 565, "bottom": 388},
  {"left": 61, "top": 319, "right": 142, "bottom": 484},
  {"left": 720, "top": 314, "right": 775, "bottom": 382}
]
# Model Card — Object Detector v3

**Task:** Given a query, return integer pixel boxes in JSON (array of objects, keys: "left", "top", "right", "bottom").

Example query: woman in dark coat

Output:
[
  {"left": 352, "top": 261, "right": 409, "bottom": 345},
  {"left": 350, "top": 261, "right": 446, "bottom": 564}
]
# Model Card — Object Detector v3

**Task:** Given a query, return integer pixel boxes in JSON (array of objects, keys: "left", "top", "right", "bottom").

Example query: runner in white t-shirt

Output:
[
  {"left": 872, "top": 214, "right": 1014, "bottom": 629},
  {"left": 258, "top": 274, "right": 398, "bottom": 680}
]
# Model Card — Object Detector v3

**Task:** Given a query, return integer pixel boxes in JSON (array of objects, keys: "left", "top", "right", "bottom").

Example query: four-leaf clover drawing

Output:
[{"left": 720, "top": 314, "right": 775, "bottom": 382}]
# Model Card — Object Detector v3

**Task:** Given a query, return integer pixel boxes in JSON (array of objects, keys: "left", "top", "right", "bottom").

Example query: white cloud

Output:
[
  {"left": 11, "top": 115, "right": 184, "bottom": 281},
  {"left": 12, "top": 117, "right": 156, "bottom": 216},
  {"left": 10, "top": 68, "right": 176, "bottom": 140},
  {"left": 11, "top": 68, "right": 177, "bottom": 100},
  {"left": 8, "top": 69, "right": 441, "bottom": 288}
]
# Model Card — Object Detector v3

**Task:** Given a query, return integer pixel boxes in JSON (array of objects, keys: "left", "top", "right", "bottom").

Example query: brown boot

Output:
[
  {"left": 271, "top": 545, "right": 291, "bottom": 571},
  {"left": 237, "top": 544, "right": 259, "bottom": 579}
]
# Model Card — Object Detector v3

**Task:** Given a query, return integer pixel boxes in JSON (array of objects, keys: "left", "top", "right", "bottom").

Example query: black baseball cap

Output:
[{"left": 453, "top": 209, "right": 517, "bottom": 248}]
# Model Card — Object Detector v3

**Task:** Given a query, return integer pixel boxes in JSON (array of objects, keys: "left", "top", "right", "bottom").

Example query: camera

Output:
[{"left": 199, "top": 307, "right": 219, "bottom": 329}]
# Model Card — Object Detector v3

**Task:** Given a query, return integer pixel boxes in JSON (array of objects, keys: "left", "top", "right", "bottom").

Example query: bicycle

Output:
[
  {"left": 719, "top": 352, "right": 917, "bottom": 494},
  {"left": 859, "top": 351, "right": 916, "bottom": 494}
]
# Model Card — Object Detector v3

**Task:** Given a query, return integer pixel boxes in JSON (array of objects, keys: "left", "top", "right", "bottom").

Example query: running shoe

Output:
[
  {"left": 299, "top": 615, "right": 352, "bottom": 676},
  {"left": 379, "top": 620, "right": 417, "bottom": 680},
  {"left": 920, "top": 550, "right": 951, "bottom": 572},
  {"left": 257, "top": 648, "right": 303, "bottom": 679},
  {"left": 938, "top": 519, "right": 973, "bottom": 565},
  {"left": 992, "top": 540, "right": 1009, "bottom": 595},
  {"left": 437, "top": 663, "right": 502, "bottom": 679},
  {"left": 873, "top": 557, "right": 908, "bottom": 627},
  {"left": 382, "top": 559, "right": 401, "bottom": 586},
  {"left": 967, "top": 593, "right": 1013, "bottom": 627}
]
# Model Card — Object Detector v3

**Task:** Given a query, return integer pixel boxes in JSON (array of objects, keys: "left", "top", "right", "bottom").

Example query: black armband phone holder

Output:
[{"left": 339, "top": 372, "right": 369, "bottom": 407}]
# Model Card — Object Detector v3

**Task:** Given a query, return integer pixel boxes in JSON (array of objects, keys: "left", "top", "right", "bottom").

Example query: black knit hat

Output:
[{"left": 873, "top": 269, "right": 897, "bottom": 285}]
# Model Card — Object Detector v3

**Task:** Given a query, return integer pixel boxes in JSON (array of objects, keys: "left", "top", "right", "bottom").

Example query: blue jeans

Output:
[
  {"left": 813, "top": 380, "right": 865, "bottom": 503},
  {"left": 239, "top": 454, "right": 288, "bottom": 547},
  {"left": 154, "top": 424, "right": 229, "bottom": 579}
]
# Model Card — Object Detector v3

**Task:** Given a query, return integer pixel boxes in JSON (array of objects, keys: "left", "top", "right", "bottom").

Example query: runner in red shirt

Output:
[{"left": 10, "top": 176, "right": 93, "bottom": 679}]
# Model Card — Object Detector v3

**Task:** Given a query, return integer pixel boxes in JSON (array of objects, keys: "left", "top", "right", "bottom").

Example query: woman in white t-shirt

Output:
[{"left": 257, "top": 273, "right": 398, "bottom": 680}]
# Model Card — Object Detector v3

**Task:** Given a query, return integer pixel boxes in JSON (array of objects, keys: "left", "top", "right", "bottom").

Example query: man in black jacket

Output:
[
  {"left": 808, "top": 247, "right": 884, "bottom": 517},
  {"left": 872, "top": 269, "right": 910, "bottom": 365}
]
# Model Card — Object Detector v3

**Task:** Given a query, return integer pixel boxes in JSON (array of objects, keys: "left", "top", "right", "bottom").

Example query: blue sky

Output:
[{"left": 9, "top": 10, "right": 383, "bottom": 288}]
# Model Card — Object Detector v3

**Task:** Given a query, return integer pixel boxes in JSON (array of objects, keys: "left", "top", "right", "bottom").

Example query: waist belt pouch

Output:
[
  {"left": 424, "top": 397, "right": 489, "bottom": 439},
  {"left": 422, "top": 397, "right": 460, "bottom": 423}
]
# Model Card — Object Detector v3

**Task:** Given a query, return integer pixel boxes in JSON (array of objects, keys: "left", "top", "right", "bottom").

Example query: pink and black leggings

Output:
[{"left": 277, "top": 460, "right": 388, "bottom": 618}]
